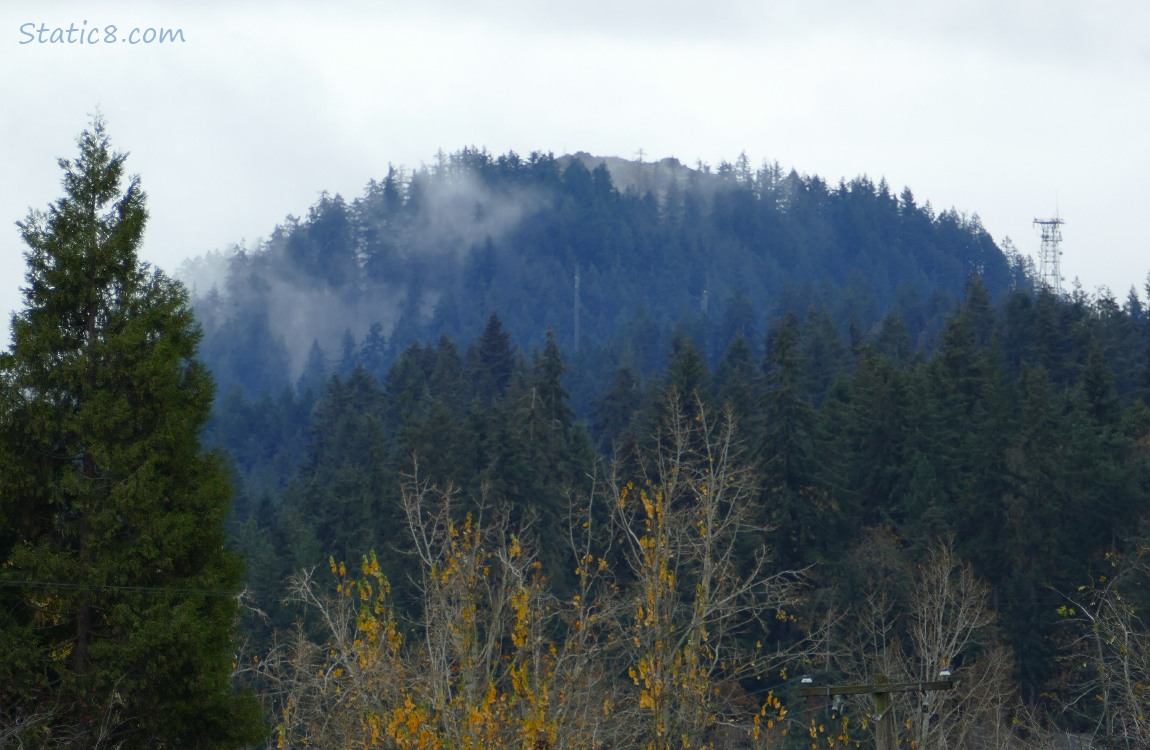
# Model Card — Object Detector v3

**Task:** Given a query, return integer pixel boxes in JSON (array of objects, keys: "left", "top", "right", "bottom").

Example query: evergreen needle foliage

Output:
[{"left": 0, "top": 117, "right": 264, "bottom": 748}]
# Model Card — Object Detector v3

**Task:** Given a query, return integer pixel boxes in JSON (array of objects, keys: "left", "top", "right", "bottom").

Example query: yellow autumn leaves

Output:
[{"left": 247, "top": 397, "right": 805, "bottom": 750}]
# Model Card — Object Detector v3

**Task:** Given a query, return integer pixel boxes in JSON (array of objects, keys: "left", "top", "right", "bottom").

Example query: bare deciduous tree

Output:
[
  {"left": 832, "top": 538, "right": 1040, "bottom": 750},
  {"left": 608, "top": 394, "right": 807, "bottom": 750},
  {"left": 1059, "top": 549, "right": 1150, "bottom": 750},
  {"left": 240, "top": 396, "right": 813, "bottom": 750}
]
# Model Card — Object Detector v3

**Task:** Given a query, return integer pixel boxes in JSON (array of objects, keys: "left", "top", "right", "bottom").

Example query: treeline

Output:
[
  {"left": 14, "top": 121, "right": 1150, "bottom": 748},
  {"left": 183, "top": 147, "right": 1027, "bottom": 411},
  {"left": 184, "top": 146, "right": 1150, "bottom": 744},
  {"left": 228, "top": 276, "right": 1150, "bottom": 739},
  {"left": 241, "top": 402, "right": 1033, "bottom": 749}
]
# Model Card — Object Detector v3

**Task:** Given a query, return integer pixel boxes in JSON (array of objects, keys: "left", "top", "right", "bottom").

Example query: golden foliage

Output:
[{"left": 246, "top": 397, "right": 809, "bottom": 750}]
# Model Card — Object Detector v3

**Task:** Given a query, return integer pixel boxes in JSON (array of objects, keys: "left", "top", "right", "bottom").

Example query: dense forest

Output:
[
  {"left": 180, "top": 149, "right": 1027, "bottom": 414},
  {"left": 179, "top": 151, "right": 1150, "bottom": 746},
  {"left": 10, "top": 127, "right": 1150, "bottom": 747}
]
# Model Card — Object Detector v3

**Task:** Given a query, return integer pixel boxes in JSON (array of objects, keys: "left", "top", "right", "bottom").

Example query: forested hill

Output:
[
  {"left": 189, "top": 149, "right": 1150, "bottom": 735},
  {"left": 180, "top": 148, "right": 1028, "bottom": 402}
]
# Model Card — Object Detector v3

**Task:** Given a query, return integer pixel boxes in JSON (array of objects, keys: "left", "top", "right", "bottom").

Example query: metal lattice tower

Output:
[{"left": 1033, "top": 216, "right": 1064, "bottom": 294}]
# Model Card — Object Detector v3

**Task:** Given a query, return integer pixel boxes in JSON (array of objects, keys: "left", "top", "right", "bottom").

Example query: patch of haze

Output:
[
  {"left": 191, "top": 161, "right": 549, "bottom": 378},
  {"left": 410, "top": 166, "right": 546, "bottom": 261},
  {"left": 563, "top": 153, "right": 701, "bottom": 200},
  {"left": 265, "top": 277, "right": 405, "bottom": 376},
  {"left": 175, "top": 249, "right": 233, "bottom": 299}
]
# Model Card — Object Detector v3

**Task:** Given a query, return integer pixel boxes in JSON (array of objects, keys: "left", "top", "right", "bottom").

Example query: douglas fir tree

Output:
[{"left": 0, "top": 118, "right": 264, "bottom": 747}]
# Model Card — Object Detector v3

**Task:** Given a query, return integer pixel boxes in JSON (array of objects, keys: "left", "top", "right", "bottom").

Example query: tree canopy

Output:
[{"left": 0, "top": 117, "right": 264, "bottom": 748}]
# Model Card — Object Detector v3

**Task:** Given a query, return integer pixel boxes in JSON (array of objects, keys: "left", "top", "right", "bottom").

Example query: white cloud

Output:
[{"left": 2, "top": 0, "right": 1149, "bottom": 346}]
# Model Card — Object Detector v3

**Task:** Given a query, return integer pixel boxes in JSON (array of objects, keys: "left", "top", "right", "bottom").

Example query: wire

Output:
[{"left": 0, "top": 579, "right": 237, "bottom": 597}]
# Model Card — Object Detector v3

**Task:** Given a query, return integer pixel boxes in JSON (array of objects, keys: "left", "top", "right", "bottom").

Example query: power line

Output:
[
  {"left": 801, "top": 673, "right": 955, "bottom": 750},
  {"left": 0, "top": 578, "right": 237, "bottom": 597}
]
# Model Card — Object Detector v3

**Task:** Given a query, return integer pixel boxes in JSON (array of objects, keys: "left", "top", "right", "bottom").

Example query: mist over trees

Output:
[
  {"left": 9, "top": 128, "right": 1150, "bottom": 748},
  {"left": 181, "top": 149, "right": 1024, "bottom": 407},
  {"left": 178, "top": 147, "right": 1150, "bottom": 745}
]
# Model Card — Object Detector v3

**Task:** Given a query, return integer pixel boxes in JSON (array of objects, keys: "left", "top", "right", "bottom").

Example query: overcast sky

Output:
[{"left": 3, "top": 1, "right": 1149, "bottom": 345}]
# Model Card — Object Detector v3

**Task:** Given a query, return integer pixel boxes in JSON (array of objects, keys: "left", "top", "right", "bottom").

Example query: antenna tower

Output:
[{"left": 1033, "top": 215, "right": 1064, "bottom": 294}]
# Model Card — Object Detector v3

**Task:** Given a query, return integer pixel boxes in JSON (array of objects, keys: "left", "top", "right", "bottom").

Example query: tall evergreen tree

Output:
[
  {"left": 467, "top": 313, "right": 516, "bottom": 405},
  {"left": 0, "top": 118, "right": 264, "bottom": 747},
  {"left": 714, "top": 332, "right": 758, "bottom": 423},
  {"left": 663, "top": 329, "right": 711, "bottom": 413},
  {"left": 359, "top": 321, "right": 390, "bottom": 382},
  {"left": 759, "top": 313, "right": 817, "bottom": 490},
  {"left": 591, "top": 364, "right": 642, "bottom": 454},
  {"left": 288, "top": 366, "right": 390, "bottom": 569},
  {"left": 758, "top": 313, "right": 834, "bottom": 569},
  {"left": 296, "top": 338, "right": 328, "bottom": 399},
  {"left": 833, "top": 348, "right": 912, "bottom": 528},
  {"left": 534, "top": 329, "right": 575, "bottom": 431},
  {"left": 922, "top": 278, "right": 1015, "bottom": 578}
]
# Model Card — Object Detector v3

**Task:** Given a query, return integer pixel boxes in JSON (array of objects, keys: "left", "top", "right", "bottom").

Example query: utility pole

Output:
[
  {"left": 800, "top": 673, "right": 953, "bottom": 750},
  {"left": 573, "top": 265, "right": 581, "bottom": 353}
]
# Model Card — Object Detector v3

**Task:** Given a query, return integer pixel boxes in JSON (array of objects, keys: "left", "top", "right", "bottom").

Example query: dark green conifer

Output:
[
  {"left": 534, "top": 329, "right": 575, "bottom": 430},
  {"left": 0, "top": 117, "right": 264, "bottom": 747},
  {"left": 664, "top": 329, "right": 710, "bottom": 406},
  {"left": 467, "top": 313, "right": 516, "bottom": 405},
  {"left": 758, "top": 313, "right": 828, "bottom": 569},
  {"left": 591, "top": 365, "right": 642, "bottom": 454},
  {"left": 296, "top": 338, "right": 328, "bottom": 398},
  {"left": 292, "top": 366, "right": 389, "bottom": 567},
  {"left": 714, "top": 332, "right": 758, "bottom": 423}
]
